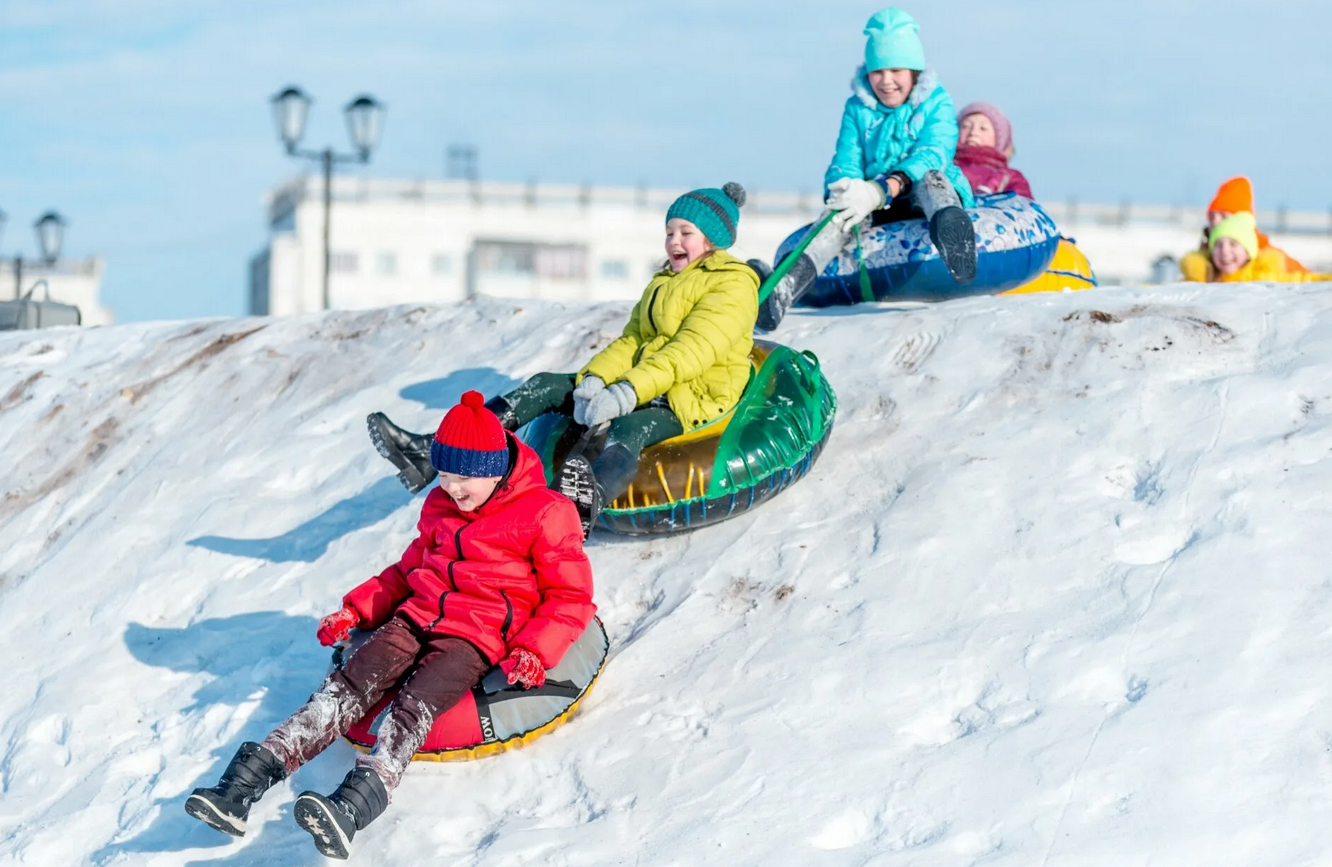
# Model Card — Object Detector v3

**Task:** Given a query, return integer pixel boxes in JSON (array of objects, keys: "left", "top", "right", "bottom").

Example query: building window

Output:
[
  {"left": 600, "top": 259, "right": 629, "bottom": 279},
  {"left": 432, "top": 253, "right": 452, "bottom": 275},
  {"left": 474, "top": 241, "right": 587, "bottom": 280},
  {"left": 376, "top": 252, "right": 397, "bottom": 275},
  {"left": 330, "top": 252, "right": 359, "bottom": 274}
]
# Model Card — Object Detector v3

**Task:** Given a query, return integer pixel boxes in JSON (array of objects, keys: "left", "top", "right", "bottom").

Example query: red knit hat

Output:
[{"left": 430, "top": 391, "right": 509, "bottom": 477}]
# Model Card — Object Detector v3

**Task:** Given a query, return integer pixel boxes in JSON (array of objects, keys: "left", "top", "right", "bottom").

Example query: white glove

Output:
[
  {"left": 572, "top": 375, "right": 605, "bottom": 425},
  {"left": 827, "top": 178, "right": 886, "bottom": 233},
  {"left": 582, "top": 382, "right": 638, "bottom": 427}
]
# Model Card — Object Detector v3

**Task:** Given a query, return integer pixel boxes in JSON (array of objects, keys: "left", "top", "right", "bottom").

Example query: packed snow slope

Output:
[{"left": 3, "top": 284, "right": 1332, "bottom": 867}]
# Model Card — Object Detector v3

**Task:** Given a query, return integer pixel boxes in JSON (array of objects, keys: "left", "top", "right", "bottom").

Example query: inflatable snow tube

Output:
[
  {"left": 338, "top": 618, "right": 608, "bottom": 762},
  {"left": 776, "top": 192, "right": 1061, "bottom": 305},
  {"left": 521, "top": 340, "right": 837, "bottom": 536},
  {"left": 1001, "top": 237, "right": 1097, "bottom": 295}
]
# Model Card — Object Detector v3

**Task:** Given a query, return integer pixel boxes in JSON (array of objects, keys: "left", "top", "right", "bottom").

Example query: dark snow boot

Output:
[
  {"left": 483, "top": 395, "right": 522, "bottom": 432},
  {"left": 184, "top": 742, "right": 286, "bottom": 837},
  {"left": 590, "top": 442, "right": 641, "bottom": 506},
  {"left": 556, "top": 453, "right": 602, "bottom": 539},
  {"left": 293, "top": 767, "right": 389, "bottom": 860},
  {"left": 928, "top": 206, "right": 978, "bottom": 285},
  {"left": 367, "top": 412, "right": 437, "bottom": 493},
  {"left": 746, "top": 258, "right": 773, "bottom": 284},
  {"left": 755, "top": 254, "right": 818, "bottom": 332}
]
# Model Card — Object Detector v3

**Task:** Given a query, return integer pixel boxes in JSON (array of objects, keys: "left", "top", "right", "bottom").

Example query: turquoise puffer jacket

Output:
[{"left": 824, "top": 66, "right": 975, "bottom": 208}]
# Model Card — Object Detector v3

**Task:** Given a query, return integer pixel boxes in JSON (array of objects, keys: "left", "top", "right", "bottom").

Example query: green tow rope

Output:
[{"left": 756, "top": 212, "right": 837, "bottom": 306}]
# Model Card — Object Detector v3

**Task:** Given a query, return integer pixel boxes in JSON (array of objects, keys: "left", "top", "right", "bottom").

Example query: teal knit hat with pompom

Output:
[{"left": 665, "top": 182, "right": 746, "bottom": 248}]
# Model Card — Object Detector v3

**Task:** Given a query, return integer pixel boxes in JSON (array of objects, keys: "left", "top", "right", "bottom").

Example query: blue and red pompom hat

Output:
[{"left": 430, "top": 390, "right": 510, "bottom": 477}]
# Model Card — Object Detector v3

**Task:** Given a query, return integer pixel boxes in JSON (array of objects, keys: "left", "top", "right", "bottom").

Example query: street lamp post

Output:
[
  {"left": 269, "top": 86, "right": 385, "bottom": 311},
  {"left": 0, "top": 208, "right": 68, "bottom": 299}
]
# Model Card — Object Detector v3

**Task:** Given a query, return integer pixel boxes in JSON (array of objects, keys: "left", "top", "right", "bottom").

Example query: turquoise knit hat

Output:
[
  {"left": 864, "top": 7, "right": 926, "bottom": 72},
  {"left": 665, "top": 182, "right": 746, "bottom": 249}
]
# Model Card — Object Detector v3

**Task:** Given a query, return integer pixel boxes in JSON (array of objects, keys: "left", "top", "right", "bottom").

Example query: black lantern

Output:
[
  {"left": 34, "top": 211, "right": 67, "bottom": 265},
  {"left": 344, "top": 95, "right": 384, "bottom": 160},
  {"left": 270, "top": 86, "right": 312, "bottom": 154}
]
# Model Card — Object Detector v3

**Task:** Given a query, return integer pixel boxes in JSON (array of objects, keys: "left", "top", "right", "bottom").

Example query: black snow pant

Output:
[
  {"left": 502, "top": 372, "right": 684, "bottom": 501},
  {"left": 260, "top": 616, "right": 489, "bottom": 792}
]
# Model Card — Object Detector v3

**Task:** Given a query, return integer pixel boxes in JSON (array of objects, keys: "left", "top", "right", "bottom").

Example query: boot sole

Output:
[
  {"left": 366, "top": 413, "right": 436, "bottom": 494},
  {"left": 556, "top": 455, "right": 600, "bottom": 539},
  {"left": 293, "top": 793, "right": 353, "bottom": 860},
  {"left": 930, "top": 210, "right": 978, "bottom": 285},
  {"left": 184, "top": 793, "right": 246, "bottom": 837}
]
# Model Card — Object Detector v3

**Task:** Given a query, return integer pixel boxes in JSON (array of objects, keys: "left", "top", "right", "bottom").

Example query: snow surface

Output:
[{"left": 4, "top": 285, "right": 1332, "bottom": 866}]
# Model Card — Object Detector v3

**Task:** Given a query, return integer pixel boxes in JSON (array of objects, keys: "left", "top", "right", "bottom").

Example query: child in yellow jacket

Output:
[
  {"left": 369, "top": 183, "right": 759, "bottom": 535},
  {"left": 1209, "top": 213, "right": 1331, "bottom": 283},
  {"left": 1180, "top": 177, "right": 1312, "bottom": 282}
]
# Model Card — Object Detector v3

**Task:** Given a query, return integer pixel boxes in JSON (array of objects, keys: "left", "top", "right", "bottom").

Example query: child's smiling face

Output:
[
  {"left": 868, "top": 68, "right": 915, "bottom": 108},
  {"left": 1211, "top": 237, "right": 1250, "bottom": 275},
  {"left": 665, "top": 218, "right": 713, "bottom": 273},
  {"left": 438, "top": 472, "right": 501, "bottom": 512}
]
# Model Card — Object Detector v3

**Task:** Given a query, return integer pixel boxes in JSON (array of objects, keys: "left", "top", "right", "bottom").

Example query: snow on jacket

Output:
[
  {"left": 1212, "top": 247, "right": 1332, "bottom": 284},
  {"left": 580, "top": 250, "right": 758, "bottom": 432},
  {"left": 953, "top": 144, "right": 1032, "bottom": 199},
  {"left": 824, "top": 66, "right": 975, "bottom": 208},
  {"left": 343, "top": 434, "right": 595, "bottom": 669},
  {"left": 1180, "top": 235, "right": 1311, "bottom": 282}
]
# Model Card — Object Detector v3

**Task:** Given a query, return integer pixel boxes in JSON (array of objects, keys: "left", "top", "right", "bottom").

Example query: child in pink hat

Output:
[{"left": 954, "top": 102, "right": 1033, "bottom": 198}]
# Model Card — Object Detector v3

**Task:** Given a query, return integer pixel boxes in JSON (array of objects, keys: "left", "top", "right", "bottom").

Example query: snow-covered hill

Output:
[{"left": 4, "top": 284, "right": 1332, "bottom": 866}]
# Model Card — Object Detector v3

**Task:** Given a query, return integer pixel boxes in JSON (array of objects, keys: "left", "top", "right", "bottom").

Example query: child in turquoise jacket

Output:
[{"left": 758, "top": 7, "right": 977, "bottom": 330}]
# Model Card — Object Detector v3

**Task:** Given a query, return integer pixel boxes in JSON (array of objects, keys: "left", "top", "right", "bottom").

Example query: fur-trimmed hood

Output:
[{"left": 850, "top": 64, "right": 940, "bottom": 113}]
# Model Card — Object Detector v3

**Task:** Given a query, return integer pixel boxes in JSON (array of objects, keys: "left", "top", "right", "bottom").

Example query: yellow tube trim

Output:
[{"left": 656, "top": 463, "right": 675, "bottom": 504}]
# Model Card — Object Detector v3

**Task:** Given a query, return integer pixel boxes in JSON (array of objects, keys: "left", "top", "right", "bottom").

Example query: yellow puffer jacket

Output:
[
  {"left": 580, "top": 251, "right": 758, "bottom": 431},
  {"left": 1215, "top": 248, "right": 1332, "bottom": 284}
]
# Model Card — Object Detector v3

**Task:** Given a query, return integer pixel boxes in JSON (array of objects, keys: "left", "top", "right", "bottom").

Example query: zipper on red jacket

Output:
[
  {"left": 500, "top": 591, "right": 513, "bottom": 639},
  {"left": 427, "top": 525, "right": 466, "bottom": 630}
]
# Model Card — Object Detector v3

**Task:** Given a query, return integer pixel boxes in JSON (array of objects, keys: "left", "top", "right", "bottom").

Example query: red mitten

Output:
[
  {"left": 317, "top": 606, "right": 360, "bottom": 646},
  {"left": 499, "top": 648, "right": 546, "bottom": 689}
]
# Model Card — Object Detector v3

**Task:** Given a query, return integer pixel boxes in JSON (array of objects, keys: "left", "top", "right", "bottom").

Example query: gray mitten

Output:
[
  {"left": 582, "top": 382, "right": 638, "bottom": 427},
  {"left": 572, "top": 376, "right": 605, "bottom": 425}
]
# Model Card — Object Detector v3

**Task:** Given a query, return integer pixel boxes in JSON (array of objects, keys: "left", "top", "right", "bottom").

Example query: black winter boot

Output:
[
  {"left": 755, "top": 254, "right": 818, "bottom": 332},
  {"left": 483, "top": 396, "right": 522, "bottom": 432},
  {"left": 184, "top": 742, "right": 286, "bottom": 836},
  {"left": 556, "top": 454, "right": 602, "bottom": 540},
  {"left": 928, "top": 206, "right": 978, "bottom": 285},
  {"left": 590, "top": 442, "right": 641, "bottom": 506},
  {"left": 367, "top": 412, "right": 437, "bottom": 493},
  {"left": 293, "top": 767, "right": 390, "bottom": 860},
  {"left": 746, "top": 258, "right": 773, "bottom": 284}
]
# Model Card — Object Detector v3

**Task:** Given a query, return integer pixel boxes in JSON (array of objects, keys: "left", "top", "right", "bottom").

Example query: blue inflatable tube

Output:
[{"left": 775, "top": 192, "right": 1062, "bottom": 306}]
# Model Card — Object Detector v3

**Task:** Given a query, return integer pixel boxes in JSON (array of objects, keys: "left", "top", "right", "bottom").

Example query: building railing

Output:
[
  {"left": 0, "top": 257, "right": 103, "bottom": 277},
  {"left": 265, "top": 175, "right": 1332, "bottom": 236}
]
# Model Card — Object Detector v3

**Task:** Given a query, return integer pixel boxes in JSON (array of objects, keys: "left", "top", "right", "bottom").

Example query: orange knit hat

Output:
[{"left": 1208, "top": 176, "right": 1255, "bottom": 215}]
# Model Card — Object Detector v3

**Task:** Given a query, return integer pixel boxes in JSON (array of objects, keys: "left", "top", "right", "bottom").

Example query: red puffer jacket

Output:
[
  {"left": 954, "top": 144, "right": 1033, "bottom": 199},
  {"left": 343, "top": 434, "right": 595, "bottom": 669}
]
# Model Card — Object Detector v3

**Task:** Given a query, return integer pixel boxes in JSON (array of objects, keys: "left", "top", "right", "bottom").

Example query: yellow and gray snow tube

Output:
[{"left": 338, "top": 618, "right": 608, "bottom": 762}]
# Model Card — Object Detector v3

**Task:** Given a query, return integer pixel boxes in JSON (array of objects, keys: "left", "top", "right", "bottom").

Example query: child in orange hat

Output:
[
  {"left": 1179, "top": 176, "right": 1310, "bottom": 281},
  {"left": 1207, "top": 213, "right": 1330, "bottom": 283}
]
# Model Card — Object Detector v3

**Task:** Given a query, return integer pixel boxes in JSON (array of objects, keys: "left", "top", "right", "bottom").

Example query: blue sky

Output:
[{"left": 2, "top": 0, "right": 1328, "bottom": 322}]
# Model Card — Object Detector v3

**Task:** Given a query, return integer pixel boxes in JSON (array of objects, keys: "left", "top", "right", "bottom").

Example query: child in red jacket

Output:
[
  {"left": 185, "top": 391, "right": 595, "bottom": 860},
  {"left": 953, "top": 102, "right": 1033, "bottom": 198}
]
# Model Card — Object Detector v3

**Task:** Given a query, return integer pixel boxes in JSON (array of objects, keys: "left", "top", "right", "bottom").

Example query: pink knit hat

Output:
[{"left": 958, "top": 102, "right": 1013, "bottom": 155}]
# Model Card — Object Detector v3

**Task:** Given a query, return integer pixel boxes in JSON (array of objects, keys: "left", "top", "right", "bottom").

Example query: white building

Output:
[
  {"left": 249, "top": 176, "right": 820, "bottom": 316},
  {"left": 0, "top": 257, "right": 113, "bottom": 326},
  {"left": 250, "top": 176, "right": 1332, "bottom": 316}
]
